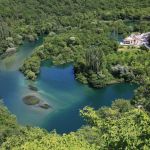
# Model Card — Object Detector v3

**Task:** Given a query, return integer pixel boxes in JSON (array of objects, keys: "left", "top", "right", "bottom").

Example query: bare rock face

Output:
[
  {"left": 69, "top": 36, "right": 76, "bottom": 41},
  {"left": 27, "top": 34, "right": 38, "bottom": 42},
  {"left": 6, "top": 47, "right": 17, "bottom": 53}
]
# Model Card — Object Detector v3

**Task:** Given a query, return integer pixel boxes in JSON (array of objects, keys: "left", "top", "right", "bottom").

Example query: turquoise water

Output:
[
  {"left": 0, "top": 37, "right": 43, "bottom": 70},
  {"left": 0, "top": 38, "right": 137, "bottom": 133}
]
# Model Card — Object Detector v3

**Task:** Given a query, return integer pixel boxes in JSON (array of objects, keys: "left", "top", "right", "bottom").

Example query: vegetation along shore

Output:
[{"left": 0, "top": 0, "right": 150, "bottom": 149}]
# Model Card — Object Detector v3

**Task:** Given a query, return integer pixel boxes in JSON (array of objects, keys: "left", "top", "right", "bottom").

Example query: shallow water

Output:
[
  {"left": 0, "top": 38, "right": 138, "bottom": 133},
  {"left": 0, "top": 37, "right": 43, "bottom": 71}
]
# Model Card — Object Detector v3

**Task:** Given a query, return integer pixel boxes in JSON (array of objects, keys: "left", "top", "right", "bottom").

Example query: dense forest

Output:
[
  {"left": 0, "top": 0, "right": 150, "bottom": 149},
  {"left": 0, "top": 0, "right": 150, "bottom": 55}
]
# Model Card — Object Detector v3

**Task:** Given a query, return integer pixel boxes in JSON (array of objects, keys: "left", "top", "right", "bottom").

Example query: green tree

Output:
[{"left": 85, "top": 48, "right": 106, "bottom": 73}]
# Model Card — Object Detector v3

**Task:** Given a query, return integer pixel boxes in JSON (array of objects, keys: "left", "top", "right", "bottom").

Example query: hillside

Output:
[{"left": 0, "top": 0, "right": 150, "bottom": 149}]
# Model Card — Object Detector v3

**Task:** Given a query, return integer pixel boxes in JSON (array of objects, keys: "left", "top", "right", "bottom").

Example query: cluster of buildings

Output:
[{"left": 120, "top": 32, "right": 150, "bottom": 47}]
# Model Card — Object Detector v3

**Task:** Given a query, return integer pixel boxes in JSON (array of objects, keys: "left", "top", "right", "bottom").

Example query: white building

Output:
[{"left": 120, "top": 32, "right": 150, "bottom": 47}]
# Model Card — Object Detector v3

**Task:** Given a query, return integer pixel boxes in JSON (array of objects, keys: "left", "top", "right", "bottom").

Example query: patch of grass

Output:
[{"left": 118, "top": 46, "right": 140, "bottom": 52}]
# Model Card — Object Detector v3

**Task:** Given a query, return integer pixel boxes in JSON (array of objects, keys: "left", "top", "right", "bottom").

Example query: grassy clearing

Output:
[{"left": 118, "top": 46, "right": 141, "bottom": 52}]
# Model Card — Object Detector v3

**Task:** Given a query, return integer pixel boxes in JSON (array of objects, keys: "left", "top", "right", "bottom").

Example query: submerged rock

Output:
[
  {"left": 39, "top": 103, "right": 51, "bottom": 109},
  {"left": 28, "top": 85, "right": 38, "bottom": 92},
  {"left": 23, "top": 95, "right": 40, "bottom": 105},
  {"left": 23, "top": 95, "right": 52, "bottom": 110}
]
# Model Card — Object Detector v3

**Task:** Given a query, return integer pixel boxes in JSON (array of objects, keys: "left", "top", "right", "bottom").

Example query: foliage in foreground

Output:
[
  {"left": 132, "top": 81, "right": 150, "bottom": 112},
  {"left": 1, "top": 99, "right": 150, "bottom": 150},
  {"left": 0, "top": 101, "right": 19, "bottom": 145},
  {"left": 0, "top": 0, "right": 150, "bottom": 149},
  {"left": 78, "top": 99, "right": 150, "bottom": 149},
  {"left": 1, "top": 128, "right": 95, "bottom": 150}
]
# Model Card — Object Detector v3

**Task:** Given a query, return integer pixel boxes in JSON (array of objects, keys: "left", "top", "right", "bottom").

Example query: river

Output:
[{"left": 0, "top": 37, "right": 137, "bottom": 133}]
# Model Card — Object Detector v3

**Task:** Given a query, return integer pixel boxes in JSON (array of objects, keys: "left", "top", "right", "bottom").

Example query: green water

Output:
[{"left": 0, "top": 38, "right": 138, "bottom": 133}]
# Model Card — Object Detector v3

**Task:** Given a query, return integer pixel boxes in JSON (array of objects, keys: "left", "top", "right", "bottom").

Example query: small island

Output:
[
  {"left": 23, "top": 95, "right": 51, "bottom": 109},
  {"left": 23, "top": 95, "right": 40, "bottom": 105}
]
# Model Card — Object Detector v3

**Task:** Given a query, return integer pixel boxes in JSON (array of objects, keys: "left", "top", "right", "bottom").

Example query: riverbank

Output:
[
  {"left": 19, "top": 25, "right": 150, "bottom": 90},
  {"left": 20, "top": 51, "right": 142, "bottom": 90},
  {"left": 0, "top": 39, "right": 138, "bottom": 132},
  {"left": 0, "top": 37, "right": 44, "bottom": 71}
]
